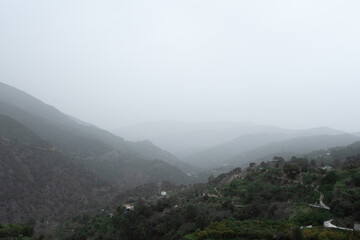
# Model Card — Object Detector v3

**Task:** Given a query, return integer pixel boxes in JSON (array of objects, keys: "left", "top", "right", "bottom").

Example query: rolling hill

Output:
[
  {"left": 183, "top": 128, "right": 357, "bottom": 168},
  {"left": 183, "top": 133, "right": 294, "bottom": 167},
  {"left": 113, "top": 121, "right": 295, "bottom": 158},
  {"left": 303, "top": 140, "right": 360, "bottom": 165},
  {"left": 225, "top": 134, "right": 360, "bottom": 168}
]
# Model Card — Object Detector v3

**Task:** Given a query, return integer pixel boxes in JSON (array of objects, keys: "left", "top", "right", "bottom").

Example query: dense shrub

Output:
[{"left": 0, "top": 223, "right": 34, "bottom": 238}]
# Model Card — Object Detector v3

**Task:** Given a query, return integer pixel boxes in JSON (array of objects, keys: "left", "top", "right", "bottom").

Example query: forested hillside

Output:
[
  {"left": 59, "top": 152, "right": 360, "bottom": 240},
  {"left": 0, "top": 115, "right": 117, "bottom": 223},
  {"left": 0, "top": 82, "right": 195, "bottom": 190}
]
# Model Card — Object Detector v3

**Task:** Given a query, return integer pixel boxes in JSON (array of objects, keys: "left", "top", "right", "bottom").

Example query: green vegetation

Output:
[
  {"left": 57, "top": 155, "right": 359, "bottom": 239},
  {"left": 194, "top": 219, "right": 295, "bottom": 240},
  {"left": 291, "top": 208, "right": 332, "bottom": 226},
  {"left": 2, "top": 83, "right": 360, "bottom": 239},
  {"left": 302, "top": 227, "right": 359, "bottom": 240},
  {"left": 0, "top": 223, "right": 33, "bottom": 239}
]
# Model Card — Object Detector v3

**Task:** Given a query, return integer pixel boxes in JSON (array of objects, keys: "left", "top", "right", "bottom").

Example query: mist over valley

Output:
[{"left": 1, "top": 0, "right": 360, "bottom": 239}]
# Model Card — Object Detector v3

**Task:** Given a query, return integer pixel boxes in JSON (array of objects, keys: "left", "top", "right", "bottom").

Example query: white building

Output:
[
  {"left": 321, "top": 165, "right": 333, "bottom": 171},
  {"left": 123, "top": 204, "right": 134, "bottom": 211}
]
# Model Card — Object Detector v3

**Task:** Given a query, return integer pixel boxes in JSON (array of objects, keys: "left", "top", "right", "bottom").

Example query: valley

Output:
[
  {"left": 1, "top": 82, "right": 360, "bottom": 240},
  {"left": 2, "top": 1, "right": 360, "bottom": 239}
]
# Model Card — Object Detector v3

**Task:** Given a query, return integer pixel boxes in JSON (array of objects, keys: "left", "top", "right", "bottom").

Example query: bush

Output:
[
  {"left": 292, "top": 209, "right": 332, "bottom": 226},
  {"left": 0, "top": 223, "right": 34, "bottom": 238}
]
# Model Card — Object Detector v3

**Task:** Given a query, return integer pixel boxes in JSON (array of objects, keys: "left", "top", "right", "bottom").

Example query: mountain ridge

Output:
[
  {"left": 0, "top": 82, "right": 192, "bottom": 171},
  {"left": 0, "top": 82, "right": 195, "bottom": 193},
  {"left": 113, "top": 121, "right": 346, "bottom": 159},
  {"left": 0, "top": 114, "right": 117, "bottom": 223},
  {"left": 225, "top": 134, "right": 360, "bottom": 168}
]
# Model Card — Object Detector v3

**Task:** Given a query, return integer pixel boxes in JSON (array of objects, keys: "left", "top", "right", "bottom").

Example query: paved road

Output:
[
  {"left": 318, "top": 190, "right": 330, "bottom": 210},
  {"left": 308, "top": 189, "right": 330, "bottom": 210},
  {"left": 324, "top": 219, "right": 353, "bottom": 231},
  {"left": 310, "top": 189, "right": 353, "bottom": 231}
]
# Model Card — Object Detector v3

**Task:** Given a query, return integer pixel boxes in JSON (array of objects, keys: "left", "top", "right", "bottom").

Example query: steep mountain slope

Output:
[
  {"left": 0, "top": 82, "right": 194, "bottom": 182},
  {"left": 225, "top": 134, "right": 359, "bottom": 168},
  {"left": 0, "top": 82, "right": 184, "bottom": 165},
  {"left": 83, "top": 153, "right": 192, "bottom": 189},
  {"left": 125, "top": 140, "right": 198, "bottom": 174},
  {"left": 0, "top": 115, "right": 116, "bottom": 223}
]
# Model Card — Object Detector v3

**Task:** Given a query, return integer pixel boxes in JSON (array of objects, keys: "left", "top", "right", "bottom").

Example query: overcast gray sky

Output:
[{"left": 1, "top": 0, "right": 360, "bottom": 132}]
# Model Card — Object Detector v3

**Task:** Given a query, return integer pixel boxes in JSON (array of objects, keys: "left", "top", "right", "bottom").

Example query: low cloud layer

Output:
[{"left": 1, "top": 0, "right": 359, "bottom": 131}]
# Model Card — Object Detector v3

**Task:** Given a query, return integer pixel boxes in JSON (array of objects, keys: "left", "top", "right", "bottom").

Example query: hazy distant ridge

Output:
[{"left": 0, "top": 82, "right": 193, "bottom": 188}]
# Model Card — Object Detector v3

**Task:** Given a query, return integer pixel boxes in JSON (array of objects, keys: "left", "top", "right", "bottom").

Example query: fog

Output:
[{"left": 1, "top": 0, "right": 360, "bottom": 132}]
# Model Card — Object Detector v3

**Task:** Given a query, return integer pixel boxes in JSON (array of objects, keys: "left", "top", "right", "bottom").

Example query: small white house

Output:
[
  {"left": 123, "top": 204, "right": 134, "bottom": 211},
  {"left": 161, "top": 191, "right": 167, "bottom": 197},
  {"left": 321, "top": 165, "right": 333, "bottom": 171}
]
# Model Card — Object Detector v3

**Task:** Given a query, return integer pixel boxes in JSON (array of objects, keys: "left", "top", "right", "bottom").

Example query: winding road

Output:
[
  {"left": 308, "top": 189, "right": 330, "bottom": 210},
  {"left": 324, "top": 219, "right": 353, "bottom": 231},
  {"left": 308, "top": 188, "right": 353, "bottom": 231}
]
